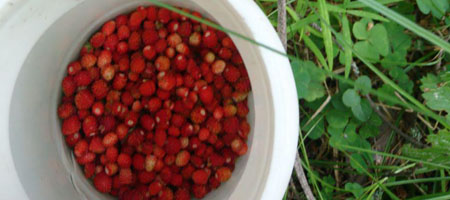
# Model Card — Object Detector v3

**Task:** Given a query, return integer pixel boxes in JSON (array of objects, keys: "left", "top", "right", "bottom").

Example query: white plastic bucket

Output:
[{"left": 0, "top": 0, "right": 299, "bottom": 199}]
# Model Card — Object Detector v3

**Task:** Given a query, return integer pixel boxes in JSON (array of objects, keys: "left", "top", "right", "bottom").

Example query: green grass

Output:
[{"left": 151, "top": 0, "right": 450, "bottom": 199}]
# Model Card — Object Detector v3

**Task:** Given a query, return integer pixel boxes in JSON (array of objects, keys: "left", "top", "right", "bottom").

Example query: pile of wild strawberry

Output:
[{"left": 57, "top": 5, "right": 251, "bottom": 200}]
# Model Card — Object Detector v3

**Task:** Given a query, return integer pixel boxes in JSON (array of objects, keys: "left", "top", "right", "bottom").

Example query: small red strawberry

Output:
[
  {"left": 147, "top": 97, "right": 162, "bottom": 112},
  {"left": 203, "top": 30, "right": 218, "bottom": 48},
  {"left": 115, "top": 14, "right": 128, "bottom": 27},
  {"left": 154, "top": 39, "right": 167, "bottom": 53},
  {"left": 112, "top": 73, "right": 127, "bottom": 90},
  {"left": 117, "top": 153, "right": 132, "bottom": 168},
  {"left": 155, "top": 56, "right": 171, "bottom": 71},
  {"left": 206, "top": 117, "right": 222, "bottom": 134},
  {"left": 158, "top": 72, "right": 176, "bottom": 91},
  {"left": 74, "top": 139, "right": 88, "bottom": 157},
  {"left": 90, "top": 32, "right": 105, "bottom": 48},
  {"left": 199, "top": 86, "right": 214, "bottom": 104},
  {"left": 106, "top": 146, "right": 119, "bottom": 162},
  {"left": 102, "top": 132, "right": 118, "bottom": 147},
  {"left": 190, "top": 106, "right": 207, "bottom": 124},
  {"left": 128, "top": 11, "right": 145, "bottom": 28},
  {"left": 62, "top": 76, "right": 76, "bottom": 96},
  {"left": 81, "top": 53, "right": 97, "bottom": 69},
  {"left": 97, "top": 50, "right": 112, "bottom": 68},
  {"left": 65, "top": 132, "right": 81, "bottom": 147},
  {"left": 165, "top": 137, "right": 181, "bottom": 155},
  {"left": 91, "top": 79, "right": 108, "bottom": 99},
  {"left": 148, "top": 181, "right": 163, "bottom": 196},
  {"left": 102, "top": 20, "right": 116, "bottom": 36},
  {"left": 140, "top": 114, "right": 155, "bottom": 131},
  {"left": 192, "top": 169, "right": 208, "bottom": 185},
  {"left": 82, "top": 115, "right": 98, "bottom": 137},
  {"left": 58, "top": 103, "right": 75, "bottom": 119},
  {"left": 128, "top": 31, "right": 141, "bottom": 51},
  {"left": 74, "top": 70, "right": 92, "bottom": 87},
  {"left": 142, "top": 45, "right": 156, "bottom": 60},
  {"left": 62, "top": 115, "right": 81, "bottom": 135},
  {"left": 75, "top": 89, "right": 94, "bottom": 110},
  {"left": 175, "top": 150, "right": 190, "bottom": 167},
  {"left": 105, "top": 163, "right": 119, "bottom": 176},
  {"left": 117, "top": 25, "right": 130, "bottom": 40},
  {"left": 130, "top": 56, "right": 145, "bottom": 73},
  {"left": 142, "top": 29, "right": 159, "bottom": 45},
  {"left": 89, "top": 136, "right": 105, "bottom": 153},
  {"left": 67, "top": 61, "right": 82, "bottom": 76},
  {"left": 94, "top": 172, "right": 112, "bottom": 193},
  {"left": 118, "top": 168, "right": 133, "bottom": 185},
  {"left": 139, "top": 81, "right": 156, "bottom": 96},
  {"left": 124, "top": 111, "right": 139, "bottom": 127},
  {"left": 223, "top": 65, "right": 241, "bottom": 83},
  {"left": 132, "top": 154, "right": 145, "bottom": 171},
  {"left": 158, "top": 8, "right": 171, "bottom": 24}
]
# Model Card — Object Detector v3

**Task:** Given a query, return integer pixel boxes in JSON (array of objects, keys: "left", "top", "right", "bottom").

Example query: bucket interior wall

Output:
[{"left": 8, "top": 0, "right": 274, "bottom": 199}]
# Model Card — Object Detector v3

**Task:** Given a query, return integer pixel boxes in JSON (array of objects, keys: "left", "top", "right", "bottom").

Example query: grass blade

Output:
[
  {"left": 302, "top": 35, "right": 329, "bottom": 69},
  {"left": 341, "top": 14, "right": 352, "bottom": 78},
  {"left": 318, "top": 0, "right": 334, "bottom": 71},
  {"left": 358, "top": 0, "right": 450, "bottom": 53}
]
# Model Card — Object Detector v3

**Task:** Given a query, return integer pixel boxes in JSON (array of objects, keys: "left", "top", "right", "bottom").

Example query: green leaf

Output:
[
  {"left": 355, "top": 76, "right": 372, "bottom": 95},
  {"left": 350, "top": 154, "right": 368, "bottom": 174},
  {"left": 345, "top": 183, "right": 364, "bottom": 198},
  {"left": 368, "top": 24, "right": 389, "bottom": 56},
  {"left": 326, "top": 109, "right": 350, "bottom": 129},
  {"left": 402, "top": 131, "right": 450, "bottom": 169},
  {"left": 422, "top": 86, "right": 450, "bottom": 112},
  {"left": 343, "top": 89, "right": 361, "bottom": 107},
  {"left": 291, "top": 60, "right": 326, "bottom": 102},
  {"left": 354, "top": 41, "right": 380, "bottom": 61},
  {"left": 417, "top": 0, "right": 449, "bottom": 18},
  {"left": 352, "top": 18, "right": 370, "bottom": 40},
  {"left": 351, "top": 99, "right": 373, "bottom": 122},
  {"left": 358, "top": 0, "right": 450, "bottom": 53},
  {"left": 303, "top": 35, "right": 329, "bottom": 69},
  {"left": 420, "top": 73, "right": 441, "bottom": 91}
]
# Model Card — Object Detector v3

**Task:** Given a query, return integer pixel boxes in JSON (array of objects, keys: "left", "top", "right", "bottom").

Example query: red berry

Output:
[
  {"left": 192, "top": 169, "right": 208, "bottom": 185},
  {"left": 74, "top": 139, "right": 88, "bottom": 157},
  {"left": 106, "top": 146, "right": 119, "bottom": 162},
  {"left": 215, "top": 167, "right": 231, "bottom": 182},
  {"left": 62, "top": 76, "right": 76, "bottom": 96},
  {"left": 130, "top": 56, "right": 145, "bottom": 73},
  {"left": 132, "top": 154, "right": 145, "bottom": 171},
  {"left": 129, "top": 11, "right": 145, "bottom": 28},
  {"left": 62, "top": 115, "right": 81, "bottom": 136},
  {"left": 203, "top": 30, "right": 218, "bottom": 48},
  {"left": 148, "top": 181, "right": 162, "bottom": 196},
  {"left": 199, "top": 86, "right": 214, "bottom": 104},
  {"left": 155, "top": 56, "right": 171, "bottom": 71},
  {"left": 105, "top": 163, "right": 119, "bottom": 176},
  {"left": 165, "top": 137, "right": 181, "bottom": 155},
  {"left": 83, "top": 115, "right": 98, "bottom": 137},
  {"left": 175, "top": 150, "right": 190, "bottom": 167},
  {"left": 117, "top": 153, "right": 132, "bottom": 168},
  {"left": 75, "top": 89, "right": 95, "bottom": 109},
  {"left": 158, "top": 8, "right": 171, "bottom": 24},
  {"left": 67, "top": 61, "right": 82, "bottom": 76},
  {"left": 94, "top": 172, "right": 112, "bottom": 193},
  {"left": 58, "top": 103, "right": 75, "bottom": 119},
  {"left": 117, "top": 25, "right": 130, "bottom": 40},
  {"left": 103, "top": 132, "right": 118, "bottom": 147},
  {"left": 102, "top": 20, "right": 116, "bottom": 36},
  {"left": 190, "top": 106, "right": 207, "bottom": 124},
  {"left": 128, "top": 31, "right": 141, "bottom": 51},
  {"left": 224, "top": 65, "right": 241, "bottom": 83},
  {"left": 89, "top": 137, "right": 105, "bottom": 153},
  {"left": 90, "top": 32, "right": 105, "bottom": 48},
  {"left": 138, "top": 115, "right": 154, "bottom": 132},
  {"left": 91, "top": 79, "right": 108, "bottom": 99},
  {"left": 118, "top": 168, "right": 133, "bottom": 185},
  {"left": 158, "top": 72, "right": 176, "bottom": 91},
  {"left": 142, "top": 45, "right": 156, "bottom": 60},
  {"left": 139, "top": 81, "right": 156, "bottom": 96}
]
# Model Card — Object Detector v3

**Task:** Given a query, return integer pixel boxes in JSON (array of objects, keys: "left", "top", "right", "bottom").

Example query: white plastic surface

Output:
[{"left": 0, "top": 0, "right": 299, "bottom": 199}]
